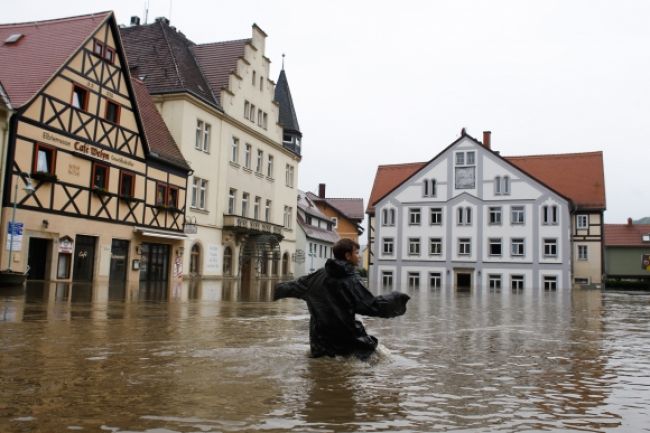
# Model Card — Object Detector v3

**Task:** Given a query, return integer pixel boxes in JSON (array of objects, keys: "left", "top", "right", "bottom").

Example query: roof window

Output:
[{"left": 4, "top": 33, "right": 24, "bottom": 44}]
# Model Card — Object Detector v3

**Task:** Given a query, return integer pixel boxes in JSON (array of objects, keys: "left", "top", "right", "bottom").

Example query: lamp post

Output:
[{"left": 6, "top": 176, "right": 35, "bottom": 271}]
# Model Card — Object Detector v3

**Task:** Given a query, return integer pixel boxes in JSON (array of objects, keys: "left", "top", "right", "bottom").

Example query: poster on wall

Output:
[
  {"left": 642, "top": 254, "right": 650, "bottom": 271},
  {"left": 205, "top": 244, "right": 220, "bottom": 273},
  {"left": 5, "top": 222, "right": 23, "bottom": 251}
]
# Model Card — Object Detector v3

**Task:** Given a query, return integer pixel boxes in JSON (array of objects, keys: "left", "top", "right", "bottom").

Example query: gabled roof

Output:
[
  {"left": 191, "top": 39, "right": 249, "bottom": 106},
  {"left": 505, "top": 151, "right": 605, "bottom": 210},
  {"left": 297, "top": 191, "right": 339, "bottom": 244},
  {"left": 307, "top": 192, "right": 364, "bottom": 222},
  {"left": 605, "top": 223, "right": 650, "bottom": 247},
  {"left": 274, "top": 69, "right": 301, "bottom": 134},
  {"left": 131, "top": 78, "right": 190, "bottom": 171},
  {"left": 0, "top": 11, "right": 111, "bottom": 108},
  {"left": 367, "top": 132, "right": 606, "bottom": 213},
  {"left": 120, "top": 19, "right": 220, "bottom": 110}
]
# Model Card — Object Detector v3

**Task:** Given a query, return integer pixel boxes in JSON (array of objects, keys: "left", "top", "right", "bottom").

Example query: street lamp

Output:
[{"left": 6, "top": 175, "right": 35, "bottom": 271}]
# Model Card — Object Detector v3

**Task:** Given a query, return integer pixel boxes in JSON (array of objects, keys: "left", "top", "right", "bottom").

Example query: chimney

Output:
[
  {"left": 627, "top": 217, "right": 633, "bottom": 226},
  {"left": 483, "top": 131, "right": 491, "bottom": 149},
  {"left": 318, "top": 183, "right": 326, "bottom": 198},
  {"left": 130, "top": 16, "right": 141, "bottom": 26}
]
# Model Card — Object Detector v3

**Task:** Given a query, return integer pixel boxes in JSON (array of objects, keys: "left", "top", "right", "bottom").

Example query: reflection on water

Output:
[{"left": 1, "top": 281, "right": 650, "bottom": 432}]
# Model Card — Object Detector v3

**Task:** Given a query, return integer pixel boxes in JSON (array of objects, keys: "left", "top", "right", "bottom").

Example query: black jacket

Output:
[{"left": 274, "top": 259, "right": 410, "bottom": 359}]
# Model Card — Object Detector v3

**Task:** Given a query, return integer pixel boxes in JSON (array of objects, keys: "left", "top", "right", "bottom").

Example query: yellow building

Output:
[{"left": 0, "top": 12, "right": 190, "bottom": 284}]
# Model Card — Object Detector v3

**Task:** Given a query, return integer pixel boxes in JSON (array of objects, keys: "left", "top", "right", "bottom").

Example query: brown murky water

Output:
[{"left": 1, "top": 281, "right": 649, "bottom": 432}]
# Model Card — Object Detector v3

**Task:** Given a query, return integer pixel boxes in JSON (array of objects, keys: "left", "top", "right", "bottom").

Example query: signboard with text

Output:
[{"left": 6, "top": 222, "right": 23, "bottom": 251}]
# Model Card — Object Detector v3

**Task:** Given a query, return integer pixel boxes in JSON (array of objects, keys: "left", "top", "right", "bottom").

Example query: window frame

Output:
[
  {"left": 543, "top": 238, "right": 558, "bottom": 257},
  {"left": 228, "top": 188, "right": 237, "bottom": 214},
  {"left": 33, "top": 143, "right": 57, "bottom": 175},
  {"left": 511, "top": 206, "right": 525, "bottom": 225},
  {"left": 408, "top": 272, "right": 420, "bottom": 290},
  {"left": 231, "top": 137, "right": 239, "bottom": 163},
  {"left": 104, "top": 100, "right": 121, "bottom": 124},
  {"left": 91, "top": 162, "right": 110, "bottom": 190},
  {"left": 489, "top": 206, "right": 502, "bottom": 225},
  {"left": 119, "top": 170, "right": 135, "bottom": 198},
  {"left": 489, "top": 238, "right": 502, "bottom": 256},
  {"left": 408, "top": 237, "right": 421, "bottom": 256},
  {"left": 382, "top": 237, "right": 394, "bottom": 255},
  {"left": 382, "top": 271, "right": 394, "bottom": 290},
  {"left": 458, "top": 237, "right": 471, "bottom": 255},
  {"left": 167, "top": 186, "right": 179, "bottom": 209},
  {"left": 578, "top": 245, "right": 588, "bottom": 261},
  {"left": 429, "top": 237, "right": 442, "bottom": 256},
  {"left": 511, "top": 238, "right": 525, "bottom": 257},
  {"left": 71, "top": 84, "right": 89, "bottom": 111},
  {"left": 544, "top": 275, "right": 558, "bottom": 291},
  {"left": 429, "top": 272, "right": 442, "bottom": 289},
  {"left": 430, "top": 207, "right": 442, "bottom": 225},
  {"left": 409, "top": 207, "right": 421, "bottom": 225},
  {"left": 576, "top": 214, "right": 588, "bottom": 229},
  {"left": 155, "top": 182, "right": 167, "bottom": 206}
]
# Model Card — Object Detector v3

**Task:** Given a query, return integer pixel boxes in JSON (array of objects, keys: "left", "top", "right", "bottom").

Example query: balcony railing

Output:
[
  {"left": 223, "top": 214, "right": 284, "bottom": 239},
  {"left": 282, "top": 141, "right": 301, "bottom": 156}
]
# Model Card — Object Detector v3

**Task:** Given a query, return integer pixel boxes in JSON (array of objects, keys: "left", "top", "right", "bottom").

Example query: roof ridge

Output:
[
  {"left": 506, "top": 151, "right": 602, "bottom": 159},
  {"left": 0, "top": 11, "right": 112, "bottom": 28},
  {"left": 195, "top": 38, "right": 250, "bottom": 48},
  {"left": 378, "top": 161, "right": 427, "bottom": 169}
]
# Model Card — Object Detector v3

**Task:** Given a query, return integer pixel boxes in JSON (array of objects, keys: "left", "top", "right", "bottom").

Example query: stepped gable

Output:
[{"left": 0, "top": 12, "right": 111, "bottom": 108}]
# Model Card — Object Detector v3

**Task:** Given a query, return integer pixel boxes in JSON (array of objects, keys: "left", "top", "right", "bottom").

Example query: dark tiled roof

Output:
[
  {"left": 274, "top": 69, "right": 301, "bottom": 134},
  {"left": 0, "top": 12, "right": 111, "bottom": 108},
  {"left": 306, "top": 192, "right": 364, "bottom": 221},
  {"left": 605, "top": 223, "right": 650, "bottom": 247},
  {"left": 191, "top": 39, "right": 249, "bottom": 105},
  {"left": 131, "top": 78, "right": 190, "bottom": 171},
  {"left": 506, "top": 151, "right": 605, "bottom": 210},
  {"left": 120, "top": 20, "right": 219, "bottom": 110}
]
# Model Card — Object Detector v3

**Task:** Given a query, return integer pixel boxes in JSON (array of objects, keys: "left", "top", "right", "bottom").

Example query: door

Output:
[
  {"left": 73, "top": 235, "right": 96, "bottom": 282},
  {"left": 139, "top": 243, "right": 170, "bottom": 281},
  {"left": 27, "top": 238, "right": 50, "bottom": 280},
  {"left": 109, "top": 239, "right": 129, "bottom": 285},
  {"left": 456, "top": 272, "right": 472, "bottom": 292}
]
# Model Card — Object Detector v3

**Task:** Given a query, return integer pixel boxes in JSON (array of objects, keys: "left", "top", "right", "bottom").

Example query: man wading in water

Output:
[{"left": 274, "top": 238, "right": 410, "bottom": 360}]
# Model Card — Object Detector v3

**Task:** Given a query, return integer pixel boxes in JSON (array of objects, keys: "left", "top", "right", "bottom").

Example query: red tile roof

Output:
[
  {"left": 191, "top": 39, "right": 249, "bottom": 103},
  {"left": 367, "top": 150, "right": 606, "bottom": 214},
  {"left": 131, "top": 78, "right": 189, "bottom": 170},
  {"left": 505, "top": 151, "right": 605, "bottom": 210},
  {"left": 0, "top": 12, "right": 111, "bottom": 108},
  {"left": 605, "top": 223, "right": 650, "bottom": 247}
]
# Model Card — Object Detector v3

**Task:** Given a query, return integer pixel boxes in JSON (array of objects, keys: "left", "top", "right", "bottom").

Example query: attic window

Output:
[
  {"left": 643, "top": 234, "right": 650, "bottom": 242},
  {"left": 4, "top": 33, "right": 23, "bottom": 44}
]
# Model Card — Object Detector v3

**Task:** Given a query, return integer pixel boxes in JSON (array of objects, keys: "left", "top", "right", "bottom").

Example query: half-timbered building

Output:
[{"left": 0, "top": 12, "right": 190, "bottom": 284}]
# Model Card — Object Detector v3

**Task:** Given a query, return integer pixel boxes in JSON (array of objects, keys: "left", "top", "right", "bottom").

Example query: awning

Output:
[{"left": 134, "top": 226, "right": 187, "bottom": 240}]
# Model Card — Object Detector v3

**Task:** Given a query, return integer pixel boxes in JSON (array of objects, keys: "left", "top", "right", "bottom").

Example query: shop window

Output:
[
  {"left": 33, "top": 143, "right": 56, "bottom": 175},
  {"left": 105, "top": 100, "right": 120, "bottom": 124},
  {"left": 119, "top": 171, "right": 135, "bottom": 197},
  {"left": 92, "top": 163, "right": 109, "bottom": 190}
]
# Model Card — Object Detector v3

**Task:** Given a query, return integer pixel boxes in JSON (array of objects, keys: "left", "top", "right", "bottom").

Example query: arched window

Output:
[
  {"left": 190, "top": 243, "right": 201, "bottom": 275},
  {"left": 223, "top": 246, "right": 233, "bottom": 276},
  {"left": 282, "top": 252, "right": 290, "bottom": 275}
]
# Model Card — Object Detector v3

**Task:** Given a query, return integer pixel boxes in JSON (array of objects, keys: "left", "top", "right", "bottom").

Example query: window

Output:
[
  {"left": 256, "top": 149, "right": 263, "bottom": 173},
  {"left": 382, "top": 208, "right": 396, "bottom": 226},
  {"left": 260, "top": 76, "right": 264, "bottom": 91},
  {"left": 57, "top": 253, "right": 71, "bottom": 279},
  {"left": 92, "top": 163, "right": 109, "bottom": 190},
  {"left": 155, "top": 183, "right": 166, "bottom": 206},
  {"left": 496, "top": 176, "right": 510, "bottom": 195},
  {"left": 489, "top": 238, "right": 502, "bottom": 256},
  {"left": 231, "top": 137, "right": 239, "bottom": 163},
  {"left": 429, "top": 207, "right": 442, "bottom": 225},
  {"left": 577, "top": 214, "right": 588, "bottom": 229},
  {"left": 495, "top": 176, "right": 501, "bottom": 195},
  {"left": 409, "top": 208, "right": 421, "bottom": 225},
  {"left": 105, "top": 101, "right": 120, "bottom": 124},
  {"left": 511, "top": 275, "right": 524, "bottom": 291},
  {"left": 267, "top": 155, "right": 274, "bottom": 178},
  {"left": 223, "top": 246, "right": 233, "bottom": 276},
  {"left": 382, "top": 238, "right": 394, "bottom": 255},
  {"left": 190, "top": 244, "right": 201, "bottom": 274},
  {"left": 456, "top": 152, "right": 465, "bottom": 165},
  {"left": 257, "top": 109, "right": 263, "bottom": 127},
  {"left": 93, "top": 39, "right": 114, "bottom": 63},
  {"left": 249, "top": 104, "right": 256, "bottom": 122},
  {"left": 191, "top": 177, "right": 207, "bottom": 210},
  {"left": 252, "top": 70, "right": 256, "bottom": 86},
  {"left": 429, "top": 238, "right": 442, "bottom": 256},
  {"left": 119, "top": 171, "right": 135, "bottom": 198},
  {"left": 408, "top": 237, "right": 420, "bottom": 255},
  {"left": 241, "top": 192, "right": 249, "bottom": 217},
  {"left": 511, "top": 238, "right": 525, "bottom": 256},
  {"left": 423, "top": 179, "right": 436, "bottom": 197},
  {"left": 429, "top": 272, "right": 442, "bottom": 289},
  {"left": 489, "top": 274, "right": 502, "bottom": 291},
  {"left": 93, "top": 39, "right": 104, "bottom": 56},
  {"left": 511, "top": 206, "right": 525, "bottom": 225},
  {"left": 253, "top": 196, "right": 261, "bottom": 220},
  {"left": 265, "top": 200, "right": 271, "bottom": 222},
  {"left": 408, "top": 272, "right": 420, "bottom": 289},
  {"left": 457, "top": 207, "right": 472, "bottom": 225},
  {"left": 285, "top": 164, "right": 295, "bottom": 187},
  {"left": 244, "top": 101, "right": 250, "bottom": 119},
  {"left": 544, "top": 276, "right": 558, "bottom": 291},
  {"left": 71, "top": 85, "right": 88, "bottom": 110},
  {"left": 263, "top": 112, "right": 268, "bottom": 129},
  {"left": 167, "top": 187, "right": 178, "bottom": 209},
  {"left": 455, "top": 151, "right": 476, "bottom": 189},
  {"left": 578, "top": 245, "right": 588, "bottom": 261},
  {"left": 489, "top": 207, "right": 502, "bottom": 225},
  {"left": 544, "top": 239, "right": 558, "bottom": 257},
  {"left": 283, "top": 206, "right": 293, "bottom": 229},
  {"left": 466, "top": 151, "right": 475, "bottom": 165},
  {"left": 382, "top": 271, "right": 394, "bottom": 290},
  {"left": 459, "top": 238, "right": 471, "bottom": 255},
  {"left": 543, "top": 205, "right": 558, "bottom": 225},
  {"left": 228, "top": 188, "right": 237, "bottom": 214},
  {"left": 195, "top": 120, "right": 211, "bottom": 152},
  {"left": 244, "top": 144, "right": 252, "bottom": 169},
  {"left": 33, "top": 143, "right": 56, "bottom": 175},
  {"left": 331, "top": 217, "right": 338, "bottom": 228}
]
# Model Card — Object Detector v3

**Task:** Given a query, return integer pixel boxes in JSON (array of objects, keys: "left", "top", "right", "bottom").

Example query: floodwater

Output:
[{"left": 1, "top": 281, "right": 649, "bottom": 433}]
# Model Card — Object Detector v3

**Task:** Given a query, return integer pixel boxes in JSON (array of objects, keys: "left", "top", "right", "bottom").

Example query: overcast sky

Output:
[{"left": 4, "top": 0, "right": 649, "bottom": 224}]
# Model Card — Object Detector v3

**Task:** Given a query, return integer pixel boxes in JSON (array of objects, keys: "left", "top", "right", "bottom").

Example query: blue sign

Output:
[
  {"left": 8, "top": 222, "right": 23, "bottom": 236},
  {"left": 6, "top": 222, "right": 24, "bottom": 251}
]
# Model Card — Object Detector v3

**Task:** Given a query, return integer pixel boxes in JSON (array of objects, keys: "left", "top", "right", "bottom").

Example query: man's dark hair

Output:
[{"left": 333, "top": 238, "right": 360, "bottom": 260}]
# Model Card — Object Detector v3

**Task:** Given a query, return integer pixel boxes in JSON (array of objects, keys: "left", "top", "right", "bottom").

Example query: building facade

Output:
[
  {"left": 294, "top": 191, "right": 339, "bottom": 277},
  {"left": 0, "top": 12, "right": 190, "bottom": 284},
  {"left": 366, "top": 130, "right": 606, "bottom": 291},
  {"left": 306, "top": 183, "right": 364, "bottom": 245},
  {"left": 604, "top": 219, "right": 650, "bottom": 284},
  {"left": 122, "top": 19, "right": 302, "bottom": 284}
]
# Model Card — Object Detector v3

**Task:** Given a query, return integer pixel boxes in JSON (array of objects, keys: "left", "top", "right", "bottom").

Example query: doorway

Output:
[
  {"left": 109, "top": 239, "right": 129, "bottom": 285},
  {"left": 27, "top": 238, "right": 50, "bottom": 280},
  {"left": 73, "top": 235, "right": 97, "bottom": 282},
  {"left": 455, "top": 271, "right": 472, "bottom": 292},
  {"left": 139, "top": 243, "right": 170, "bottom": 281}
]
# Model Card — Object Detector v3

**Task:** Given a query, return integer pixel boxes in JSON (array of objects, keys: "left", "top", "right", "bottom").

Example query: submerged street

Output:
[{"left": 1, "top": 281, "right": 649, "bottom": 432}]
